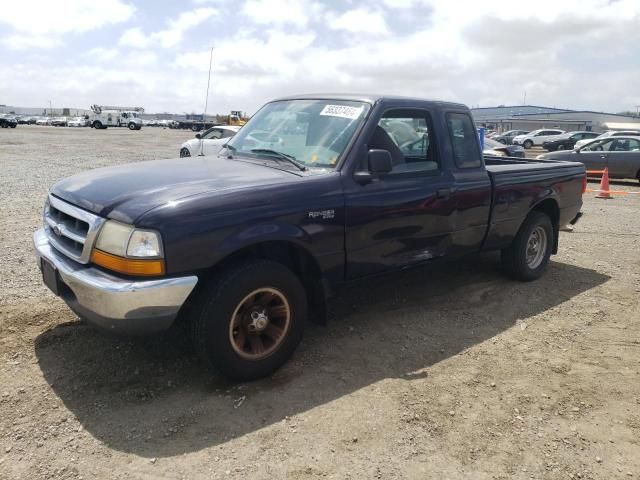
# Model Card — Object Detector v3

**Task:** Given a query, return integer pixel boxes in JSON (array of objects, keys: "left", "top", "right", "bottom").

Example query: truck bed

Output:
[{"left": 481, "top": 155, "right": 586, "bottom": 251}]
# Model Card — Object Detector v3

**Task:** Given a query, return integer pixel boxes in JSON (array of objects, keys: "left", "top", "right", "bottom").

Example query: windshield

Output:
[{"left": 226, "top": 99, "right": 370, "bottom": 169}]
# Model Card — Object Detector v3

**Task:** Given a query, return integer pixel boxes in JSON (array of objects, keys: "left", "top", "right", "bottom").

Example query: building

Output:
[{"left": 471, "top": 105, "right": 640, "bottom": 133}]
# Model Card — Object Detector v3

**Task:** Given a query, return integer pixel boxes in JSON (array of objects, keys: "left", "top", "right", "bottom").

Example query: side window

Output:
[
  {"left": 446, "top": 112, "right": 481, "bottom": 169},
  {"left": 611, "top": 139, "right": 634, "bottom": 151},
  {"left": 369, "top": 109, "right": 438, "bottom": 174},
  {"left": 222, "top": 129, "right": 235, "bottom": 138},
  {"left": 628, "top": 139, "right": 640, "bottom": 151},
  {"left": 204, "top": 129, "right": 223, "bottom": 140},
  {"left": 585, "top": 139, "right": 614, "bottom": 151}
]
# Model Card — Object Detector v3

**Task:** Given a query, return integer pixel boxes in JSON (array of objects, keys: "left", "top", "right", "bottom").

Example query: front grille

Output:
[{"left": 44, "top": 195, "right": 105, "bottom": 264}]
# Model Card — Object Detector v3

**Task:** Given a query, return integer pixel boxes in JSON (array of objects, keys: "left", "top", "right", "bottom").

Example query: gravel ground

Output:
[{"left": 1, "top": 126, "right": 639, "bottom": 479}]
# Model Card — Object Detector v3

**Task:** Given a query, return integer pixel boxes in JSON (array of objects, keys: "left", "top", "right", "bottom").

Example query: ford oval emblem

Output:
[{"left": 53, "top": 224, "right": 62, "bottom": 236}]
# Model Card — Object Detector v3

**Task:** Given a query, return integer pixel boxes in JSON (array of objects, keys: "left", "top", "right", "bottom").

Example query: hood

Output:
[{"left": 51, "top": 156, "right": 300, "bottom": 224}]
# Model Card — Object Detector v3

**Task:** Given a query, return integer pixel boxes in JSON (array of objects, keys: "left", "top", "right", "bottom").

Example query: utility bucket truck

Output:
[{"left": 89, "top": 105, "right": 144, "bottom": 130}]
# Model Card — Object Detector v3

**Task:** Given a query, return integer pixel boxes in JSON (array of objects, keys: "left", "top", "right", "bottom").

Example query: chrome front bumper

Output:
[{"left": 33, "top": 229, "right": 198, "bottom": 334}]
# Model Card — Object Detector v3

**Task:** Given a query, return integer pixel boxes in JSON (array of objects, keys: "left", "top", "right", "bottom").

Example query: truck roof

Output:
[{"left": 271, "top": 93, "right": 468, "bottom": 110}]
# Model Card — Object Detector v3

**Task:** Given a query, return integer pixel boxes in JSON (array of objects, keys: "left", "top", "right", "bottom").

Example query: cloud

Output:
[
  {"left": 2, "top": 0, "right": 640, "bottom": 115},
  {"left": 327, "top": 8, "right": 390, "bottom": 35},
  {"left": 242, "top": 0, "right": 311, "bottom": 26},
  {"left": 0, "top": 0, "right": 135, "bottom": 35},
  {"left": 4, "top": 34, "right": 63, "bottom": 51},
  {"left": 119, "top": 7, "right": 218, "bottom": 49}
]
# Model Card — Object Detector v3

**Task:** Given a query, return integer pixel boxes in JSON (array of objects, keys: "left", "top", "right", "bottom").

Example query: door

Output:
[
  {"left": 605, "top": 138, "right": 640, "bottom": 179},
  {"left": 343, "top": 108, "right": 460, "bottom": 279},
  {"left": 578, "top": 138, "right": 615, "bottom": 171}
]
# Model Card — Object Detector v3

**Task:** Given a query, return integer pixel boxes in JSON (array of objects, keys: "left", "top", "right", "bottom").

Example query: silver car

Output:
[{"left": 538, "top": 136, "right": 640, "bottom": 181}]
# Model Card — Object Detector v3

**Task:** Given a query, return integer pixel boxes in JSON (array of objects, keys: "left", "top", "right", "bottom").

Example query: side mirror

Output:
[
  {"left": 368, "top": 149, "right": 393, "bottom": 174},
  {"left": 354, "top": 149, "right": 393, "bottom": 185},
  {"left": 195, "top": 133, "right": 201, "bottom": 139}
]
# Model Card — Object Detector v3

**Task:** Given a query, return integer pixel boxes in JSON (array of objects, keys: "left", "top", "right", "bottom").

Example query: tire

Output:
[
  {"left": 180, "top": 148, "right": 191, "bottom": 158},
  {"left": 501, "top": 211, "right": 553, "bottom": 282},
  {"left": 523, "top": 140, "right": 533, "bottom": 149},
  {"left": 189, "top": 260, "right": 307, "bottom": 381},
  {"left": 128, "top": 122, "right": 136, "bottom": 130},
  {"left": 93, "top": 121, "right": 103, "bottom": 129}
]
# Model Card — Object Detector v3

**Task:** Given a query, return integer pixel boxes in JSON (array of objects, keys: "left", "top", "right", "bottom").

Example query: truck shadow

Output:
[{"left": 34, "top": 254, "right": 609, "bottom": 457}]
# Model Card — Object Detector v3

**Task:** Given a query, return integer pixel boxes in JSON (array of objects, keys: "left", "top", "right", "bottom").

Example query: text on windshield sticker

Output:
[{"left": 319, "top": 105, "right": 363, "bottom": 120}]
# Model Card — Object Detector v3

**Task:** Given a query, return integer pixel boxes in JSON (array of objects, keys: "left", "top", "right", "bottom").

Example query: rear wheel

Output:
[
  {"left": 189, "top": 260, "right": 307, "bottom": 381},
  {"left": 501, "top": 211, "right": 553, "bottom": 281},
  {"left": 523, "top": 140, "right": 533, "bottom": 149}
]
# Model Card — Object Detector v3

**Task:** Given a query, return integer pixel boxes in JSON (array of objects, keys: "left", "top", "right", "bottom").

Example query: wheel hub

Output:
[
  {"left": 248, "top": 308, "right": 269, "bottom": 333},
  {"left": 229, "top": 287, "right": 291, "bottom": 360}
]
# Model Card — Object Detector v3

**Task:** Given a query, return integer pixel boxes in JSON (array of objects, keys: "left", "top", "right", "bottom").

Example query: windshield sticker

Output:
[{"left": 320, "top": 105, "right": 363, "bottom": 120}]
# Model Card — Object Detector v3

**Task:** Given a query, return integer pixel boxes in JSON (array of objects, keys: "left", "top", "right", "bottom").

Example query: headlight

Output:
[
  {"left": 536, "top": 154, "right": 545, "bottom": 159},
  {"left": 127, "top": 230, "right": 162, "bottom": 257},
  {"left": 92, "top": 220, "right": 164, "bottom": 276}
]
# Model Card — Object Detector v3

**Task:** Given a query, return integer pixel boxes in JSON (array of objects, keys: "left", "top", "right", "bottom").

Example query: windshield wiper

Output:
[{"left": 250, "top": 149, "right": 307, "bottom": 171}]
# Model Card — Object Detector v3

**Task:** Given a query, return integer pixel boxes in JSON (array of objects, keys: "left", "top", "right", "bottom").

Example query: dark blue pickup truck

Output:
[{"left": 34, "top": 94, "right": 585, "bottom": 380}]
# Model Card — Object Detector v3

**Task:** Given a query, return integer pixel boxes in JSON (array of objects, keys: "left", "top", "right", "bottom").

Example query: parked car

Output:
[
  {"left": 493, "top": 130, "right": 529, "bottom": 145},
  {"left": 574, "top": 130, "right": 640, "bottom": 149},
  {"left": 50, "top": 117, "right": 68, "bottom": 127},
  {"left": 513, "top": 129, "right": 565, "bottom": 149},
  {"left": 180, "top": 125, "right": 241, "bottom": 157},
  {"left": 34, "top": 94, "right": 585, "bottom": 381},
  {"left": 17, "top": 116, "right": 37, "bottom": 125},
  {"left": 542, "top": 131, "right": 600, "bottom": 152},
  {"left": 67, "top": 117, "right": 89, "bottom": 127},
  {"left": 0, "top": 114, "right": 18, "bottom": 128},
  {"left": 538, "top": 136, "right": 640, "bottom": 182},
  {"left": 36, "top": 117, "right": 52, "bottom": 126},
  {"left": 483, "top": 137, "right": 525, "bottom": 158}
]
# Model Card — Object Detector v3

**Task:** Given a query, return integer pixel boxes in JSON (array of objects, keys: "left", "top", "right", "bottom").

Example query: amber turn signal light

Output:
[{"left": 90, "top": 249, "right": 165, "bottom": 276}]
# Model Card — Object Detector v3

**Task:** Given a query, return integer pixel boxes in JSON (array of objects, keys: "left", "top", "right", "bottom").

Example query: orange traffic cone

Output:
[{"left": 595, "top": 167, "right": 611, "bottom": 199}]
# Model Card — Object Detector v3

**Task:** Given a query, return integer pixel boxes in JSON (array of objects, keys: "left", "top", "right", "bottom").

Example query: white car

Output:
[
  {"left": 35, "top": 118, "right": 52, "bottom": 126},
  {"left": 574, "top": 130, "right": 640, "bottom": 149},
  {"left": 512, "top": 129, "right": 565, "bottom": 149},
  {"left": 67, "top": 117, "right": 89, "bottom": 127},
  {"left": 179, "top": 125, "right": 241, "bottom": 157}
]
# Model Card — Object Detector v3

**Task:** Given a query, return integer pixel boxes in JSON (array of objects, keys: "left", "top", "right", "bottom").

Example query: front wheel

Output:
[
  {"left": 180, "top": 147, "right": 191, "bottom": 158},
  {"left": 189, "top": 260, "right": 307, "bottom": 381},
  {"left": 501, "top": 211, "right": 553, "bottom": 281},
  {"left": 523, "top": 140, "right": 533, "bottom": 149}
]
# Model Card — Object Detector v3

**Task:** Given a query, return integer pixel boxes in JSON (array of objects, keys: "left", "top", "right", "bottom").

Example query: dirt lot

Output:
[{"left": 1, "top": 126, "right": 639, "bottom": 479}]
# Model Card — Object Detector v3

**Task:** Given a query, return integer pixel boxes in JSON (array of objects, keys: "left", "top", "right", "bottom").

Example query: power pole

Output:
[
  {"left": 203, "top": 47, "right": 213, "bottom": 121},
  {"left": 635, "top": 105, "right": 640, "bottom": 117}
]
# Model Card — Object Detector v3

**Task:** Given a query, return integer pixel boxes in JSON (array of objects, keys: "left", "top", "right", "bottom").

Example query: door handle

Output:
[{"left": 436, "top": 188, "right": 452, "bottom": 199}]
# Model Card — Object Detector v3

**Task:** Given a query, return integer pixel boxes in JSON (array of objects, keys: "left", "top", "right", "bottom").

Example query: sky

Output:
[{"left": 1, "top": 0, "right": 639, "bottom": 115}]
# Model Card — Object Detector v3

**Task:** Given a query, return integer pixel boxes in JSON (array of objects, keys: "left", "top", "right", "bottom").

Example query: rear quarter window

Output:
[{"left": 446, "top": 113, "right": 481, "bottom": 169}]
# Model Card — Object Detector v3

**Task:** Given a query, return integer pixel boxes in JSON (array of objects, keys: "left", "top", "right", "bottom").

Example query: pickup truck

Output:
[{"left": 34, "top": 94, "right": 585, "bottom": 381}]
